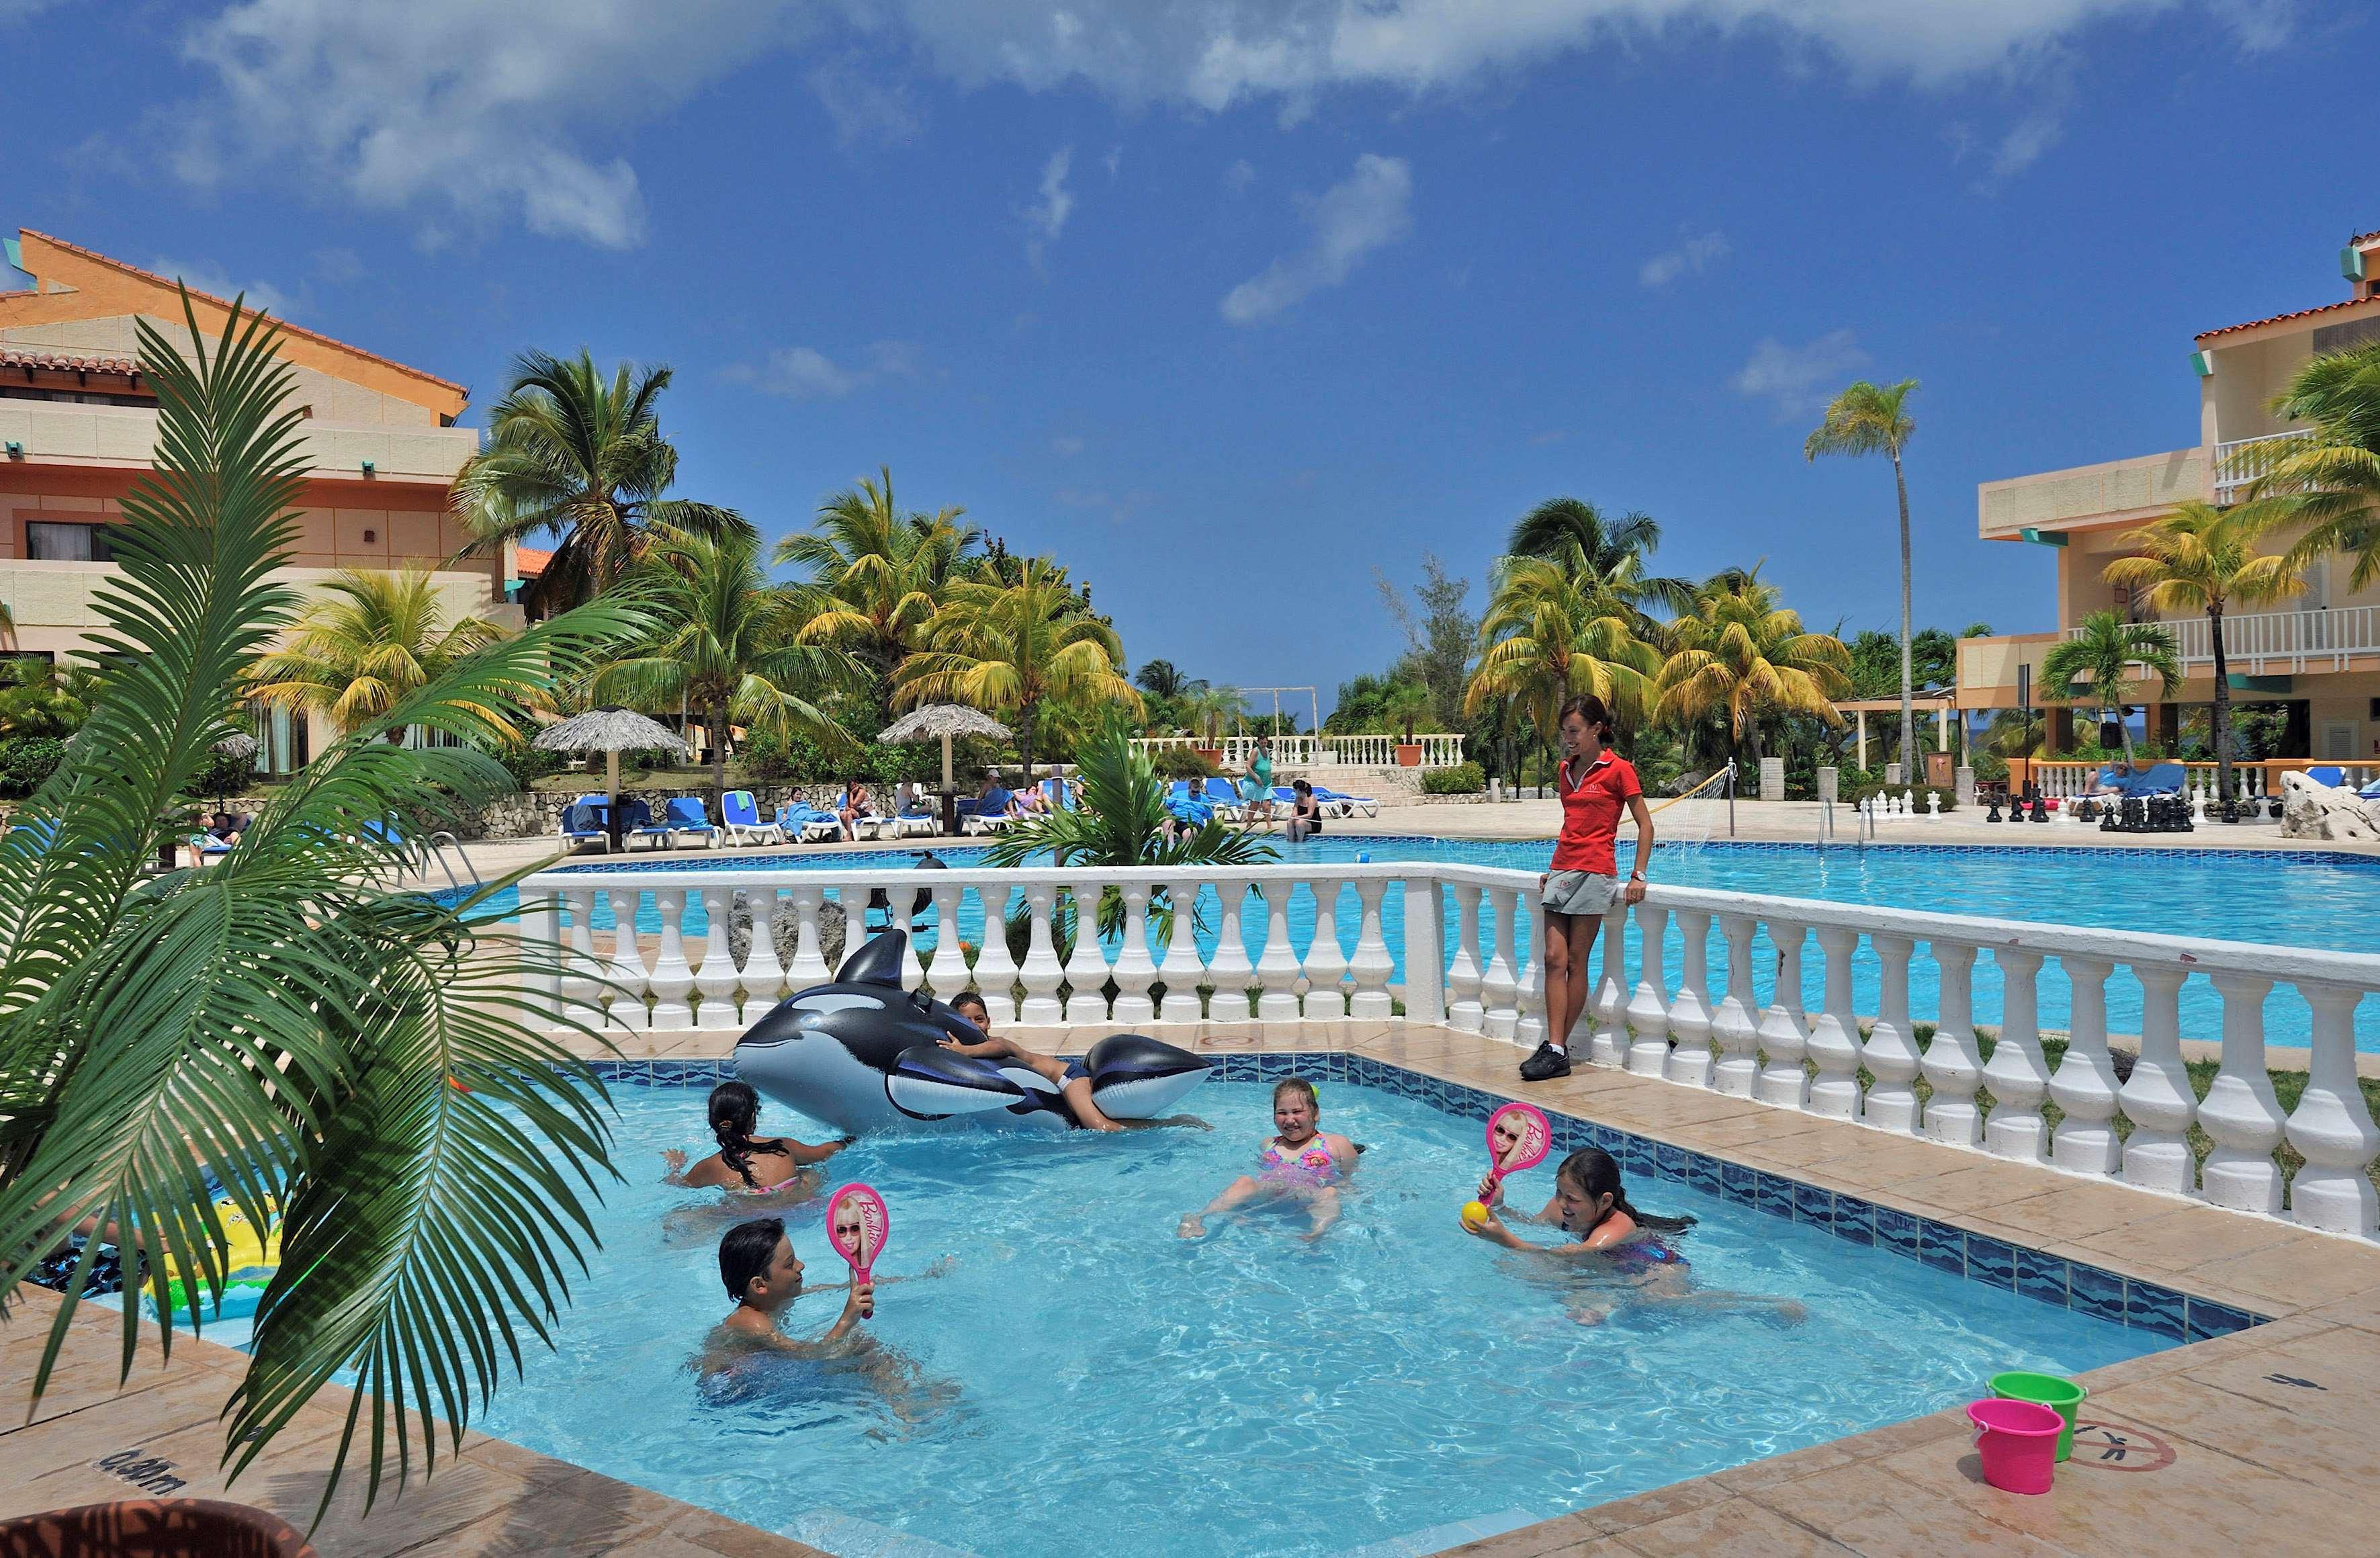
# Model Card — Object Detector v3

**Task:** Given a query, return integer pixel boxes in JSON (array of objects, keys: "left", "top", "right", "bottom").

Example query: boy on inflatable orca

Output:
[{"left": 940, "top": 992, "right": 1208, "bottom": 1134}]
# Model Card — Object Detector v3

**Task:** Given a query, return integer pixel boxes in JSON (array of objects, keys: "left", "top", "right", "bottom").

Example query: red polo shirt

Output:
[{"left": 1550, "top": 753, "right": 1640, "bottom": 876}]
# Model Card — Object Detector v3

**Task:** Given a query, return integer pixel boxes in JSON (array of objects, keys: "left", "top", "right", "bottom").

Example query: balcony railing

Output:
[
  {"left": 516, "top": 857, "right": 2380, "bottom": 1240},
  {"left": 1131, "top": 734, "right": 1467, "bottom": 769},
  {"left": 2065, "top": 605, "right": 2379, "bottom": 670},
  {"left": 2210, "top": 429, "right": 2316, "bottom": 505}
]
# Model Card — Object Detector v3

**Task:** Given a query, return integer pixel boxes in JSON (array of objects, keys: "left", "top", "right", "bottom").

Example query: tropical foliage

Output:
[
  {"left": 247, "top": 565, "right": 511, "bottom": 738},
  {"left": 451, "top": 349, "right": 753, "bottom": 613},
  {"left": 1503, "top": 498, "right": 1691, "bottom": 623},
  {"left": 1655, "top": 570, "right": 1851, "bottom": 767},
  {"left": 2038, "top": 610, "right": 2182, "bottom": 767},
  {"left": 779, "top": 467, "right": 979, "bottom": 672},
  {"left": 0, "top": 300, "right": 642, "bottom": 1522},
  {"left": 2262, "top": 339, "right": 2380, "bottom": 594},
  {"left": 1806, "top": 378, "right": 1921, "bottom": 769},
  {"left": 1466, "top": 542, "right": 1661, "bottom": 739}
]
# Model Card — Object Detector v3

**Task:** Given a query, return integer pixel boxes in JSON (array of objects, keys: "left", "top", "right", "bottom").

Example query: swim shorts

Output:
[{"left": 1541, "top": 870, "right": 1620, "bottom": 917}]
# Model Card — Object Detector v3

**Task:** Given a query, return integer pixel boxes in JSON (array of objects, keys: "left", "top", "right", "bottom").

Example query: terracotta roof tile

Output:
[
  {"left": 2195, "top": 293, "right": 2380, "bottom": 342},
  {"left": 19, "top": 230, "right": 470, "bottom": 400},
  {"left": 513, "top": 546, "right": 553, "bottom": 577},
  {"left": 2353, "top": 228, "right": 2380, "bottom": 247},
  {"left": 0, "top": 346, "right": 140, "bottom": 376}
]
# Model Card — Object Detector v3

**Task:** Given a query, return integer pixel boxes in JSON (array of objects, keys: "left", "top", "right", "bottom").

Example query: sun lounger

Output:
[
  {"left": 721, "top": 789, "right": 785, "bottom": 847},
  {"left": 559, "top": 796, "right": 611, "bottom": 851},
  {"left": 777, "top": 802, "right": 842, "bottom": 842},
  {"left": 1312, "top": 784, "right": 1377, "bottom": 818},
  {"left": 2307, "top": 765, "right": 2346, "bottom": 789},
  {"left": 662, "top": 795, "right": 719, "bottom": 848}
]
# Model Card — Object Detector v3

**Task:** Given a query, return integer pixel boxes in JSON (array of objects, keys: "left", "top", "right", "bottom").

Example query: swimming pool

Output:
[
  {"left": 506, "top": 837, "right": 2380, "bottom": 1047},
  {"left": 464, "top": 1063, "right": 2178, "bottom": 1558}
]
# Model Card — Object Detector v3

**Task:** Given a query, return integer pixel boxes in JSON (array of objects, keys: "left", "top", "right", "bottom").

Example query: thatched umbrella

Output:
[
  {"left": 212, "top": 732, "right": 260, "bottom": 814},
  {"left": 534, "top": 707, "right": 689, "bottom": 851},
  {"left": 880, "top": 704, "right": 1012, "bottom": 835}
]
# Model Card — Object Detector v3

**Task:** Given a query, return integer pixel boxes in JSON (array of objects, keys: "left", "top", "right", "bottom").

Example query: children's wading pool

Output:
[{"left": 460, "top": 1066, "right": 2196, "bottom": 1558}]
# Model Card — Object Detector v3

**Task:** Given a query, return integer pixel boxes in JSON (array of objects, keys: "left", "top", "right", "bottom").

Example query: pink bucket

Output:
[{"left": 1967, "top": 1398, "right": 2063, "bottom": 1494}]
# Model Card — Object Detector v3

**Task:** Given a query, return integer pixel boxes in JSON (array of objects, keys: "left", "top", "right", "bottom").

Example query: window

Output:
[{"left": 25, "top": 521, "right": 116, "bottom": 562}]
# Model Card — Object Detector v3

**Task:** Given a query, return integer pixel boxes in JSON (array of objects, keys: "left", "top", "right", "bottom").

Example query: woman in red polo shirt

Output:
[{"left": 1520, "top": 693, "right": 1655, "bottom": 1083}]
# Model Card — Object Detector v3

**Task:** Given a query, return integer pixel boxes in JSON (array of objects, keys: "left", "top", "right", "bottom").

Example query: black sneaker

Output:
[{"left": 1519, "top": 1043, "right": 1571, "bottom": 1082}]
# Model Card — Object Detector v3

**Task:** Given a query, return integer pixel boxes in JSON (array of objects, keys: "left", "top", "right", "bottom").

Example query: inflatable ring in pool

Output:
[
  {"left": 157, "top": 1198, "right": 281, "bottom": 1321},
  {"left": 736, "top": 930, "right": 1213, "bottom": 1135}
]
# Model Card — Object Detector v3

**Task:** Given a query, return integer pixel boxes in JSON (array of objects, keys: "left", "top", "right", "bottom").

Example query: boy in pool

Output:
[
  {"left": 1178, "top": 1077, "right": 1358, "bottom": 1242},
  {"left": 1465, "top": 1148, "right": 1805, "bottom": 1326},
  {"left": 938, "top": 992, "right": 1208, "bottom": 1133},
  {"left": 704, "top": 1215, "right": 874, "bottom": 1368}
]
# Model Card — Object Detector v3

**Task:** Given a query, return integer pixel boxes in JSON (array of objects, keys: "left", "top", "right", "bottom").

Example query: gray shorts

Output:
[{"left": 1541, "top": 870, "right": 1620, "bottom": 917}]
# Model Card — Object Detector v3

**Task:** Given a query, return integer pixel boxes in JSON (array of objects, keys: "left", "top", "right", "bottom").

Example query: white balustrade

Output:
[
  {"left": 517, "top": 859, "right": 2380, "bottom": 1244},
  {"left": 1664, "top": 910, "right": 1714, "bottom": 1088},
  {"left": 1513, "top": 904, "right": 1545, "bottom": 1049}
]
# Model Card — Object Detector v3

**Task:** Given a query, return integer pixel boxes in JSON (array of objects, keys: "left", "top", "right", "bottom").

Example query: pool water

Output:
[
  {"left": 501, "top": 838, "right": 2380, "bottom": 1048},
  {"left": 468, "top": 1079, "right": 2155, "bottom": 1557}
]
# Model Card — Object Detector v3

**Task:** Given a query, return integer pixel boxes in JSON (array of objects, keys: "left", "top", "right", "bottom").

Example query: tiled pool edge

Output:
[{"left": 594, "top": 1054, "right": 2266, "bottom": 1350}]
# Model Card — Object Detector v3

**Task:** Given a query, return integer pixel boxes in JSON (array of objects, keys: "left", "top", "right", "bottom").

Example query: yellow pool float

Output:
[{"left": 158, "top": 1197, "right": 281, "bottom": 1319}]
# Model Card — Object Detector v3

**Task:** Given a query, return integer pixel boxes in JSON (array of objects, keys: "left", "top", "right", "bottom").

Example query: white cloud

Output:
[
  {"left": 1023, "top": 146, "right": 1075, "bottom": 271},
  {"left": 1051, "top": 433, "right": 1086, "bottom": 456},
  {"left": 1103, "top": 144, "right": 1124, "bottom": 177},
  {"left": 1225, "top": 158, "right": 1258, "bottom": 194},
  {"left": 1220, "top": 153, "right": 1413, "bottom": 326},
  {"left": 809, "top": 57, "right": 923, "bottom": 144},
  {"left": 725, "top": 339, "right": 920, "bottom": 399},
  {"left": 147, "top": 257, "right": 298, "bottom": 318},
  {"left": 1731, "top": 329, "right": 1870, "bottom": 417},
  {"left": 1640, "top": 228, "right": 1730, "bottom": 286}
]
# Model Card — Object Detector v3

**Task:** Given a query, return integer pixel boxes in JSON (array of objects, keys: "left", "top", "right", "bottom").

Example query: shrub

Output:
[
  {"left": 1422, "top": 761, "right": 1486, "bottom": 795},
  {"left": 1848, "top": 781, "right": 1956, "bottom": 813},
  {"left": 1150, "top": 745, "right": 1220, "bottom": 779},
  {"left": 0, "top": 736, "right": 64, "bottom": 799},
  {"left": 494, "top": 743, "right": 564, "bottom": 787},
  {"left": 179, "top": 747, "right": 258, "bottom": 801}
]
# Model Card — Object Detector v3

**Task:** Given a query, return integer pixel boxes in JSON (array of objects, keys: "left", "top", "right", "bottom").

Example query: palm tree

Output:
[
  {"left": 0, "top": 660, "right": 93, "bottom": 740},
  {"left": 1505, "top": 497, "right": 1693, "bottom": 620},
  {"left": 1134, "top": 658, "right": 1202, "bottom": 701},
  {"left": 2101, "top": 500, "right": 2302, "bottom": 806},
  {"left": 1378, "top": 680, "right": 1434, "bottom": 746},
  {"left": 1180, "top": 685, "right": 1245, "bottom": 747},
  {"left": 594, "top": 532, "right": 867, "bottom": 793},
  {"left": 2260, "top": 340, "right": 2380, "bottom": 595},
  {"left": 777, "top": 467, "right": 977, "bottom": 673},
  {"left": 1806, "top": 379, "right": 1920, "bottom": 773},
  {"left": 897, "top": 558, "right": 1143, "bottom": 779},
  {"left": 248, "top": 566, "right": 511, "bottom": 742},
  {"left": 1655, "top": 570, "right": 1851, "bottom": 769},
  {"left": 1465, "top": 542, "right": 1660, "bottom": 745},
  {"left": 451, "top": 349, "right": 754, "bottom": 613},
  {"left": 0, "top": 297, "right": 643, "bottom": 1522},
  {"left": 2038, "top": 611, "right": 2182, "bottom": 769}
]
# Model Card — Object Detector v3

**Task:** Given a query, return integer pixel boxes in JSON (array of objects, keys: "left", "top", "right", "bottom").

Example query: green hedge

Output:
[
  {"left": 0, "top": 736, "right": 64, "bottom": 799},
  {"left": 1150, "top": 745, "right": 1221, "bottom": 779},
  {"left": 745, "top": 729, "right": 935, "bottom": 785},
  {"left": 1422, "top": 761, "right": 1486, "bottom": 795}
]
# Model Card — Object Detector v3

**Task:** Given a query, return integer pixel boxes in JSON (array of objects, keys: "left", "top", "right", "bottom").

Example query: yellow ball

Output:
[{"left": 1461, "top": 1201, "right": 1491, "bottom": 1229}]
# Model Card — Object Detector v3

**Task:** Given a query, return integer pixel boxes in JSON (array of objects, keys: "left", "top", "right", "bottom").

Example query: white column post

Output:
[
  {"left": 1589, "top": 900, "right": 1629, "bottom": 1069},
  {"left": 2119, "top": 963, "right": 2199, "bottom": 1195},
  {"left": 785, "top": 884, "right": 832, "bottom": 990},
  {"left": 1513, "top": 898, "right": 1546, "bottom": 1048},
  {"left": 1207, "top": 878, "right": 1256, "bottom": 1022},
  {"left": 2285, "top": 980, "right": 2380, "bottom": 1238},
  {"left": 1663, "top": 908, "right": 1714, "bottom": 1088},
  {"left": 1981, "top": 949, "right": 2050, "bottom": 1162},
  {"left": 1755, "top": 920, "right": 1812, "bottom": 1109},
  {"left": 739, "top": 888, "right": 787, "bottom": 1010},
  {"left": 521, "top": 885, "right": 560, "bottom": 1029},
  {"left": 603, "top": 888, "right": 649, "bottom": 1033},
  {"left": 1804, "top": 926, "right": 1862, "bottom": 1119},
  {"left": 561, "top": 889, "right": 603, "bottom": 1032},
  {"left": 1153, "top": 879, "right": 1206, "bottom": 1023},
  {"left": 1016, "top": 881, "right": 1066, "bottom": 1026},
  {"left": 970, "top": 883, "right": 1021, "bottom": 1026},
  {"left": 1920, "top": 941, "right": 1983, "bottom": 1148},
  {"left": 1111, "top": 881, "right": 1159, "bottom": 1026},
  {"left": 1445, "top": 883, "right": 1485, "bottom": 1033},
  {"left": 1710, "top": 913, "right": 1760, "bottom": 1098},
  {"left": 918, "top": 883, "right": 962, "bottom": 1002},
  {"left": 1303, "top": 877, "right": 1350, "bottom": 1019},
  {"left": 695, "top": 886, "right": 741, "bottom": 1029},
  {"left": 1481, "top": 885, "right": 1521, "bottom": 1041},
  {"left": 1855, "top": 709, "right": 1867, "bottom": 771},
  {"left": 1861, "top": 933, "right": 1921, "bottom": 1134},
  {"left": 2197, "top": 972, "right": 2286, "bottom": 1215},
  {"left": 2049, "top": 955, "right": 2123, "bottom": 1176},
  {"left": 1348, "top": 877, "right": 1397, "bottom": 1021},
  {"left": 890, "top": 881, "right": 926, "bottom": 990},
  {"left": 1624, "top": 901, "right": 1671, "bottom": 1076},
  {"left": 1254, "top": 877, "right": 1303, "bottom": 1020},
  {"left": 1061, "top": 877, "right": 1111, "bottom": 1024},
  {"left": 647, "top": 888, "right": 696, "bottom": 1029},
  {"left": 1398, "top": 873, "right": 1444, "bottom": 1025}
]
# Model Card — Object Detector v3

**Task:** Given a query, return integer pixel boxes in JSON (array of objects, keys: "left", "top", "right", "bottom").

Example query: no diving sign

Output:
[{"left": 2064, "top": 1420, "right": 2178, "bottom": 1473}]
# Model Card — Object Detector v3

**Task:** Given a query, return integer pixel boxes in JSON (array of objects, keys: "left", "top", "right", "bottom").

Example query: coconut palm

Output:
[
  {"left": 592, "top": 531, "right": 867, "bottom": 793},
  {"left": 1378, "top": 680, "right": 1434, "bottom": 745},
  {"left": 1465, "top": 542, "right": 1660, "bottom": 743},
  {"left": 1806, "top": 379, "right": 1920, "bottom": 773},
  {"left": 1655, "top": 571, "right": 1851, "bottom": 769},
  {"left": 248, "top": 566, "right": 511, "bottom": 741},
  {"left": 777, "top": 468, "right": 978, "bottom": 673},
  {"left": 1180, "top": 685, "right": 1245, "bottom": 746},
  {"left": 0, "top": 660, "right": 93, "bottom": 740},
  {"left": 897, "top": 560, "right": 1142, "bottom": 779},
  {"left": 2037, "top": 611, "right": 2182, "bottom": 769},
  {"left": 0, "top": 298, "right": 642, "bottom": 1522},
  {"left": 1134, "top": 658, "right": 1202, "bottom": 701},
  {"left": 451, "top": 349, "right": 754, "bottom": 613},
  {"left": 2260, "top": 340, "right": 2380, "bottom": 595},
  {"left": 1505, "top": 497, "right": 1693, "bottom": 621},
  {"left": 2101, "top": 500, "right": 2302, "bottom": 804}
]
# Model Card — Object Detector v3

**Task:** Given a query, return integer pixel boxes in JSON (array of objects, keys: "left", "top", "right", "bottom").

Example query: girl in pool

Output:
[
  {"left": 1178, "top": 1078, "right": 1358, "bottom": 1242},
  {"left": 938, "top": 992, "right": 1208, "bottom": 1134},
  {"left": 1465, "top": 1148, "right": 1804, "bottom": 1326},
  {"left": 663, "top": 1081, "right": 852, "bottom": 1198}
]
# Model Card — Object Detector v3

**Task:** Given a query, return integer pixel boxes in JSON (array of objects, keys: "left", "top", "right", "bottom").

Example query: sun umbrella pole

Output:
[
  {"left": 607, "top": 748, "right": 623, "bottom": 854},
  {"left": 941, "top": 733, "right": 953, "bottom": 793}
]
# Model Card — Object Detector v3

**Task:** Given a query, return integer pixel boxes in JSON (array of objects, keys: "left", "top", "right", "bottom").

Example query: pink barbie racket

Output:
[
  {"left": 1484, "top": 1102, "right": 1552, "bottom": 1193},
  {"left": 826, "top": 1182, "right": 890, "bottom": 1285}
]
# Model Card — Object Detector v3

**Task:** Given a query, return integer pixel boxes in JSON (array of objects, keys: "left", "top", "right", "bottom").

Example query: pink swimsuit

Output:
[{"left": 1259, "top": 1137, "right": 1339, "bottom": 1186}]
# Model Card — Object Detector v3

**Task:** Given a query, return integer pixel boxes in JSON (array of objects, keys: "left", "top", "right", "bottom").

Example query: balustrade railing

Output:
[
  {"left": 2060, "top": 602, "right": 2379, "bottom": 668},
  {"left": 2019, "top": 758, "right": 2380, "bottom": 814},
  {"left": 1130, "top": 734, "right": 1468, "bottom": 769},
  {"left": 519, "top": 857, "right": 2380, "bottom": 1240},
  {"left": 2210, "top": 428, "right": 2315, "bottom": 505}
]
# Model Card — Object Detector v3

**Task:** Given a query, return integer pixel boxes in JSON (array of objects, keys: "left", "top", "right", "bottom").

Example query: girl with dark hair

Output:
[
  {"left": 1464, "top": 1148, "right": 1802, "bottom": 1326},
  {"left": 1520, "top": 693, "right": 1655, "bottom": 1084},
  {"left": 663, "top": 1081, "right": 851, "bottom": 1199}
]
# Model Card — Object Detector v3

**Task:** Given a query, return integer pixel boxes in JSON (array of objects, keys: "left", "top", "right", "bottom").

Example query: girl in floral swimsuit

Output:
[
  {"left": 1178, "top": 1078, "right": 1358, "bottom": 1243},
  {"left": 1466, "top": 1147, "right": 1805, "bottom": 1326}
]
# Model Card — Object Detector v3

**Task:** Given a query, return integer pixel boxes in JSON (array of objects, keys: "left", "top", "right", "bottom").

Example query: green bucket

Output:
[{"left": 1990, "top": 1371, "right": 2088, "bottom": 1461}]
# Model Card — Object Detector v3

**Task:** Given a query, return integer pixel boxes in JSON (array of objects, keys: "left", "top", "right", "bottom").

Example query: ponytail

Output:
[
  {"left": 707, "top": 1081, "right": 768, "bottom": 1190},
  {"left": 1555, "top": 1147, "right": 1695, "bottom": 1235}
]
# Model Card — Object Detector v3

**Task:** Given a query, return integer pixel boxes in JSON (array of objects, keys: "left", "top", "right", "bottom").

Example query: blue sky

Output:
[{"left": 11, "top": 0, "right": 2371, "bottom": 715}]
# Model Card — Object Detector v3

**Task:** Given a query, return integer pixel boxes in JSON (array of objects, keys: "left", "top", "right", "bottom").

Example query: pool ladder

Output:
[{"left": 424, "top": 830, "right": 484, "bottom": 894}]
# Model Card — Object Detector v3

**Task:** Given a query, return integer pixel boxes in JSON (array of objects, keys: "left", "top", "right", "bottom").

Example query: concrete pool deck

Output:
[{"left": 15, "top": 1021, "right": 2378, "bottom": 1557}]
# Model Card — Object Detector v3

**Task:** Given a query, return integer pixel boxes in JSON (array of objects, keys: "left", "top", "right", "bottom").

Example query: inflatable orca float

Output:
[{"left": 734, "top": 930, "right": 1214, "bottom": 1135}]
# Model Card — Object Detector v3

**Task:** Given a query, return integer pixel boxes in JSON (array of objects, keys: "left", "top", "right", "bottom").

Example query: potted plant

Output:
[{"left": 1381, "top": 683, "right": 1432, "bottom": 767}]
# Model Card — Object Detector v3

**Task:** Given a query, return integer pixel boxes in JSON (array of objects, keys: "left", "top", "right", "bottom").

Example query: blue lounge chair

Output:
[
  {"left": 777, "top": 801, "right": 842, "bottom": 842},
  {"left": 661, "top": 795, "right": 719, "bottom": 848},
  {"left": 1312, "top": 784, "right": 1378, "bottom": 818},
  {"left": 721, "top": 789, "right": 784, "bottom": 847},
  {"left": 621, "top": 798, "right": 673, "bottom": 849},
  {"left": 2362, "top": 778, "right": 2380, "bottom": 801},
  {"left": 559, "top": 796, "right": 611, "bottom": 850},
  {"left": 2307, "top": 765, "right": 2346, "bottom": 789}
]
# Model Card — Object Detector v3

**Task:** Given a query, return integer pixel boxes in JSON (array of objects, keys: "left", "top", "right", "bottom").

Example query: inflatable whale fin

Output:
[
  {"left": 836, "top": 929, "right": 909, "bottom": 988},
  {"left": 1080, "top": 1033, "right": 1215, "bottom": 1119},
  {"left": 885, "top": 1044, "right": 1028, "bottom": 1119}
]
